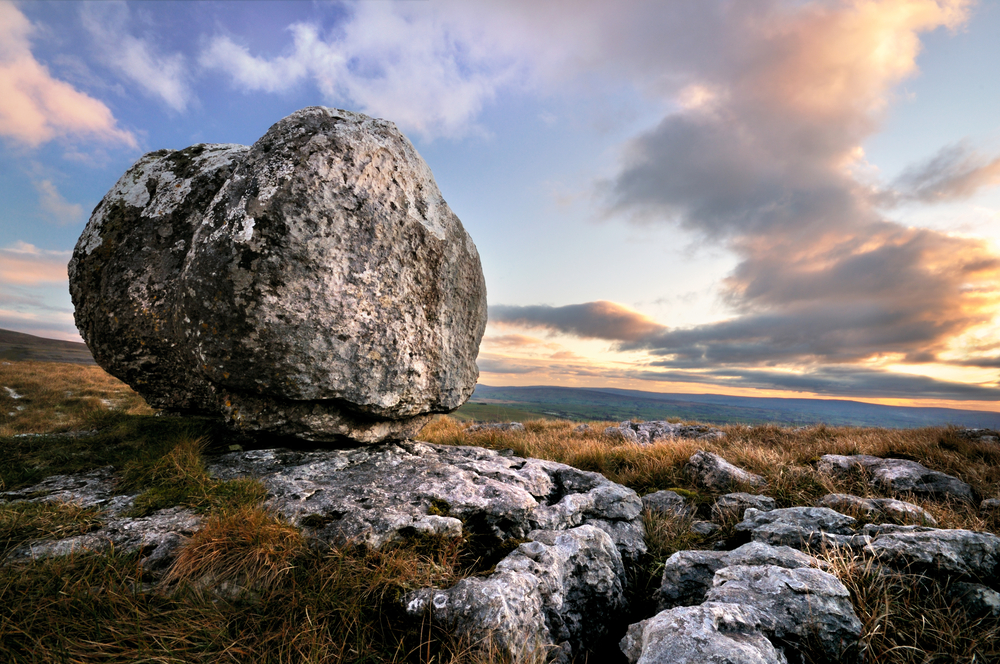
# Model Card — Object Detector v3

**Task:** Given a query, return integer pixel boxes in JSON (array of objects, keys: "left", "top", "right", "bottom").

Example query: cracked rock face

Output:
[
  {"left": 816, "top": 455, "right": 973, "bottom": 502},
  {"left": 207, "top": 441, "right": 646, "bottom": 562},
  {"left": 69, "top": 107, "right": 487, "bottom": 443},
  {"left": 405, "top": 525, "right": 626, "bottom": 662}
]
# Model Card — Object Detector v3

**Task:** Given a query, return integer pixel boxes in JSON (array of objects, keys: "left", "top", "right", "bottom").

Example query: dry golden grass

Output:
[{"left": 0, "top": 360, "right": 151, "bottom": 436}]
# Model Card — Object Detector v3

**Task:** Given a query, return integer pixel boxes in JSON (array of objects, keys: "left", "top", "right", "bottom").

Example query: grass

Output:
[{"left": 2, "top": 359, "right": 1000, "bottom": 662}]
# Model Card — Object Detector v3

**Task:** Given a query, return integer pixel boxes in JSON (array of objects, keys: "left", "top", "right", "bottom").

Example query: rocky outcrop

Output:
[
  {"left": 467, "top": 422, "right": 526, "bottom": 433},
  {"left": 816, "top": 493, "right": 937, "bottom": 526},
  {"left": 864, "top": 529, "right": 1000, "bottom": 579},
  {"left": 207, "top": 442, "right": 646, "bottom": 562},
  {"left": 405, "top": 525, "right": 626, "bottom": 662},
  {"left": 817, "top": 454, "right": 973, "bottom": 502},
  {"left": 621, "top": 602, "right": 788, "bottom": 664},
  {"left": 69, "top": 107, "right": 487, "bottom": 443},
  {"left": 686, "top": 450, "right": 766, "bottom": 492},
  {"left": 604, "top": 421, "right": 725, "bottom": 444}
]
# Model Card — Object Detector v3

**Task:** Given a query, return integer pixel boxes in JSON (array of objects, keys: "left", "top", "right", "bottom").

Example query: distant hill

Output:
[
  {"left": 462, "top": 384, "right": 1000, "bottom": 429},
  {"left": 0, "top": 328, "right": 94, "bottom": 365}
]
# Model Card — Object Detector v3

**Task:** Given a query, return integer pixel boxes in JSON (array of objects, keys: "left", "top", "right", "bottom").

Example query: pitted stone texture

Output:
[
  {"left": 736, "top": 507, "right": 862, "bottom": 550},
  {"left": 6, "top": 506, "right": 200, "bottom": 572},
  {"left": 713, "top": 492, "right": 777, "bottom": 520},
  {"left": 70, "top": 107, "right": 487, "bottom": 443},
  {"left": 706, "top": 565, "right": 862, "bottom": 662},
  {"left": 604, "top": 420, "right": 725, "bottom": 444},
  {"left": 816, "top": 493, "right": 937, "bottom": 526},
  {"left": 816, "top": 454, "right": 973, "bottom": 502},
  {"left": 864, "top": 528, "right": 1000, "bottom": 579},
  {"left": 642, "top": 490, "right": 696, "bottom": 518},
  {"left": 0, "top": 466, "right": 135, "bottom": 516},
  {"left": 207, "top": 441, "right": 646, "bottom": 562},
  {"left": 950, "top": 582, "right": 1000, "bottom": 618},
  {"left": 658, "top": 542, "right": 825, "bottom": 610},
  {"left": 405, "top": 525, "right": 626, "bottom": 662},
  {"left": 621, "top": 602, "right": 787, "bottom": 664},
  {"left": 686, "top": 451, "right": 766, "bottom": 492}
]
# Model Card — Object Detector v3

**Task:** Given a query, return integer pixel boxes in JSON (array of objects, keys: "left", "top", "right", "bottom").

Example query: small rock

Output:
[
  {"left": 690, "top": 520, "right": 720, "bottom": 537},
  {"left": 467, "top": 422, "right": 525, "bottom": 433},
  {"left": 685, "top": 451, "right": 766, "bottom": 492},
  {"left": 658, "top": 542, "right": 824, "bottom": 610},
  {"left": 573, "top": 424, "right": 592, "bottom": 434},
  {"left": 864, "top": 528, "right": 1000, "bottom": 579},
  {"left": 736, "top": 507, "right": 861, "bottom": 550},
  {"left": 817, "top": 454, "right": 973, "bottom": 502},
  {"left": 980, "top": 498, "right": 1000, "bottom": 511},
  {"left": 641, "top": 490, "right": 695, "bottom": 518},
  {"left": 706, "top": 564, "right": 862, "bottom": 662},
  {"left": 621, "top": 602, "right": 786, "bottom": 664},
  {"left": 949, "top": 581, "right": 1000, "bottom": 618},
  {"left": 604, "top": 421, "right": 725, "bottom": 444},
  {"left": 712, "top": 492, "right": 776, "bottom": 520},
  {"left": 816, "top": 493, "right": 937, "bottom": 526}
]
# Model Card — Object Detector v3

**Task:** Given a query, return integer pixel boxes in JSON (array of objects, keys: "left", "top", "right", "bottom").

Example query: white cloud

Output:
[
  {"left": 80, "top": 1, "right": 192, "bottom": 112},
  {"left": 0, "top": 1, "right": 135, "bottom": 147},
  {"left": 33, "top": 179, "right": 84, "bottom": 226}
]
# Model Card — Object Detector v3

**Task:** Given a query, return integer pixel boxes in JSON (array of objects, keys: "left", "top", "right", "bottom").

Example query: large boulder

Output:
[
  {"left": 69, "top": 107, "right": 487, "bottom": 443},
  {"left": 816, "top": 454, "right": 973, "bottom": 502}
]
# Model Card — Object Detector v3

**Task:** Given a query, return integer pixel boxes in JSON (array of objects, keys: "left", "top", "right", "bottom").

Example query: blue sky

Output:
[{"left": 2, "top": 0, "right": 999, "bottom": 410}]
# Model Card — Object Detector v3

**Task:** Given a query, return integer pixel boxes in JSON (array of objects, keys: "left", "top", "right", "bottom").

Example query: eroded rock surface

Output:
[
  {"left": 70, "top": 107, "right": 487, "bottom": 443},
  {"left": 864, "top": 529, "right": 1000, "bottom": 579},
  {"left": 713, "top": 492, "right": 776, "bottom": 520},
  {"left": 817, "top": 454, "right": 973, "bottom": 502},
  {"left": 405, "top": 525, "right": 626, "bottom": 662},
  {"left": 604, "top": 421, "right": 725, "bottom": 444},
  {"left": 207, "top": 441, "right": 646, "bottom": 562},
  {"left": 736, "top": 507, "right": 861, "bottom": 549},
  {"left": 621, "top": 602, "right": 787, "bottom": 664},
  {"left": 642, "top": 490, "right": 696, "bottom": 518},
  {"left": 817, "top": 493, "right": 937, "bottom": 526}
]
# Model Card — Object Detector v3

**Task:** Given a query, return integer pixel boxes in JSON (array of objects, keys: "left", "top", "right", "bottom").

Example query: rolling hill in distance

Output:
[
  {"left": 3, "top": 328, "right": 997, "bottom": 428},
  {"left": 462, "top": 384, "right": 1000, "bottom": 429}
]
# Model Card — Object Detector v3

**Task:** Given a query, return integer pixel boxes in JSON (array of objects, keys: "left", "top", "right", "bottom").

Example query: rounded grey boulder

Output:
[{"left": 70, "top": 107, "right": 487, "bottom": 442}]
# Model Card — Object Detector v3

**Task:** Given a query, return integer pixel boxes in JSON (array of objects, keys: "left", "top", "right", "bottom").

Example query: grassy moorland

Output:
[{"left": 2, "top": 359, "right": 1000, "bottom": 662}]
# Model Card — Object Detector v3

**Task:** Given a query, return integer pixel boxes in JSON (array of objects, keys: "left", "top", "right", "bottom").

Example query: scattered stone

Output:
[
  {"left": 864, "top": 528, "right": 1000, "bottom": 579},
  {"left": 955, "top": 428, "right": 1000, "bottom": 444},
  {"left": 0, "top": 466, "right": 135, "bottom": 515},
  {"left": 207, "top": 442, "right": 646, "bottom": 562},
  {"left": 712, "top": 492, "right": 776, "bottom": 520},
  {"left": 621, "top": 602, "right": 787, "bottom": 664},
  {"left": 705, "top": 564, "right": 862, "bottom": 662},
  {"left": 736, "top": 507, "right": 861, "bottom": 550},
  {"left": 658, "top": 542, "right": 824, "bottom": 610},
  {"left": 69, "top": 107, "right": 487, "bottom": 444},
  {"left": 949, "top": 581, "right": 1000, "bottom": 618},
  {"left": 573, "top": 424, "right": 592, "bottom": 434},
  {"left": 690, "top": 520, "right": 720, "bottom": 537},
  {"left": 816, "top": 493, "right": 938, "bottom": 526},
  {"left": 981, "top": 498, "right": 1000, "bottom": 512},
  {"left": 641, "top": 490, "right": 695, "bottom": 518},
  {"left": 466, "top": 422, "right": 525, "bottom": 433},
  {"left": 3, "top": 386, "right": 22, "bottom": 399},
  {"left": 405, "top": 525, "right": 626, "bottom": 662},
  {"left": 817, "top": 454, "right": 973, "bottom": 502},
  {"left": 685, "top": 450, "right": 766, "bottom": 492},
  {"left": 604, "top": 421, "right": 725, "bottom": 444}
]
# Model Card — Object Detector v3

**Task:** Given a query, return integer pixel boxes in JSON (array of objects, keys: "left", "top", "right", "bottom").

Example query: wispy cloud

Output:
[
  {"left": 0, "top": 1, "right": 135, "bottom": 147},
  {"left": 0, "top": 242, "right": 72, "bottom": 286},
  {"left": 490, "top": 301, "right": 666, "bottom": 342},
  {"left": 80, "top": 1, "right": 193, "bottom": 112},
  {"left": 200, "top": 3, "right": 524, "bottom": 138},
  {"left": 33, "top": 179, "right": 84, "bottom": 226},
  {"left": 891, "top": 141, "right": 1000, "bottom": 203}
]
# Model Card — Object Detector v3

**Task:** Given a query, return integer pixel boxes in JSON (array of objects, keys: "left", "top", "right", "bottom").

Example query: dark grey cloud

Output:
[
  {"left": 633, "top": 365, "right": 1000, "bottom": 401},
  {"left": 892, "top": 142, "right": 1000, "bottom": 204},
  {"left": 490, "top": 301, "right": 666, "bottom": 342}
]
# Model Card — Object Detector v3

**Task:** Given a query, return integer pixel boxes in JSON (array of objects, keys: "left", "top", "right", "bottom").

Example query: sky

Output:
[{"left": 1, "top": 0, "right": 1000, "bottom": 411}]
